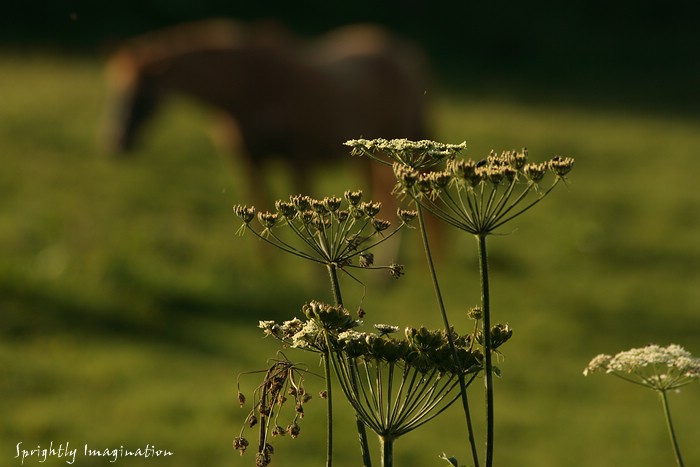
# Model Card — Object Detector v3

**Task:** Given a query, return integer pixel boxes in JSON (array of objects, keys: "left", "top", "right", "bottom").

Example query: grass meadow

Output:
[{"left": 1, "top": 51, "right": 699, "bottom": 466}]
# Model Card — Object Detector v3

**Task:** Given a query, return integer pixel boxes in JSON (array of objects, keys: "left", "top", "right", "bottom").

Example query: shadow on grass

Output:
[{"left": 0, "top": 273, "right": 309, "bottom": 355}]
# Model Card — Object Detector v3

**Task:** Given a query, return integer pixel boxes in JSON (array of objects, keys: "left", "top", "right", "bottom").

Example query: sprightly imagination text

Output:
[{"left": 15, "top": 442, "right": 174, "bottom": 464}]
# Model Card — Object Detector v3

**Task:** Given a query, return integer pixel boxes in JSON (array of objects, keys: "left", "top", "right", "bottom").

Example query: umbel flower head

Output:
[
  {"left": 329, "top": 325, "right": 486, "bottom": 440},
  {"left": 347, "top": 139, "right": 574, "bottom": 236},
  {"left": 584, "top": 344, "right": 700, "bottom": 391},
  {"left": 345, "top": 138, "right": 467, "bottom": 170},
  {"left": 234, "top": 191, "right": 412, "bottom": 278},
  {"left": 259, "top": 300, "right": 361, "bottom": 353}
]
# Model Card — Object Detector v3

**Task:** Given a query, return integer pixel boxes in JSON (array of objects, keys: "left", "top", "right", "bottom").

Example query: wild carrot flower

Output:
[
  {"left": 259, "top": 301, "right": 361, "bottom": 352},
  {"left": 585, "top": 344, "right": 700, "bottom": 467},
  {"left": 584, "top": 344, "right": 700, "bottom": 390},
  {"left": 345, "top": 138, "right": 467, "bottom": 170}
]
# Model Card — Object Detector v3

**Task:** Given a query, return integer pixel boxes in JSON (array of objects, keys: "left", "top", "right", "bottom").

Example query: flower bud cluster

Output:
[
  {"left": 303, "top": 300, "right": 359, "bottom": 335},
  {"left": 475, "top": 323, "right": 513, "bottom": 351},
  {"left": 336, "top": 325, "right": 483, "bottom": 376},
  {"left": 234, "top": 191, "right": 413, "bottom": 271},
  {"left": 389, "top": 142, "right": 575, "bottom": 235}
]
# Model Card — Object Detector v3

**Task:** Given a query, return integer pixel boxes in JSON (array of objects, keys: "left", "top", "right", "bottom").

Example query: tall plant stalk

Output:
[
  {"left": 660, "top": 390, "right": 684, "bottom": 467},
  {"left": 327, "top": 263, "right": 373, "bottom": 467},
  {"left": 417, "top": 206, "right": 480, "bottom": 467},
  {"left": 476, "top": 234, "right": 494, "bottom": 467},
  {"left": 380, "top": 435, "right": 394, "bottom": 467}
]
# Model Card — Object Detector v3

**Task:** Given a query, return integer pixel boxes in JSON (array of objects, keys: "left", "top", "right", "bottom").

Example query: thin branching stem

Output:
[{"left": 416, "top": 204, "right": 481, "bottom": 467}]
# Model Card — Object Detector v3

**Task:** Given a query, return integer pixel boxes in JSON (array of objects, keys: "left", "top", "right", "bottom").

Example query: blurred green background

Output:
[{"left": 2, "top": 2, "right": 699, "bottom": 466}]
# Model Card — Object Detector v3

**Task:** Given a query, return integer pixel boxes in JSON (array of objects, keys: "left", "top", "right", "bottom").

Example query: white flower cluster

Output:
[
  {"left": 345, "top": 138, "right": 467, "bottom": 154},
  {"left": 345, "top": 138, "right": 467, "bottom": 170},
  {"left": 584, "top": 344, "right": 700, "bottom": 391}
]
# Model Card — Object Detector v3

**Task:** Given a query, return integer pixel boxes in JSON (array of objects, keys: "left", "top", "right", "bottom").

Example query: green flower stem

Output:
[
  {"left": 416, "top": 205, "right": 480, "bottom": 467},
  {"left": 326, "top": 263, "right": 373, "bottom": 467},
  {"left": 327, "top": 263, "right": 344, "bottom": 308},
  {"left": 659, "top": 389, "right": 685, "bottom": 467},
  {"left": 322, "top": 347, "right": 334, "bottom": 467},
  {"left": 476, "top": 234, "right": 495, "bottom": 467},
  {"left": 380, "top": 435, "right": 394, "bottom": 467}
]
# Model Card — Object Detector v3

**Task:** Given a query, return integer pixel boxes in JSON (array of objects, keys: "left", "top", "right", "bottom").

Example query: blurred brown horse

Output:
[{"left": 104, "top": 19, "right": 430, "bottom": 207}]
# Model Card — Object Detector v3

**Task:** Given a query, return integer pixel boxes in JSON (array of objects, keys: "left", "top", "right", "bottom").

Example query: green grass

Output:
[{"left": 1, "top": 52, "right": 699, "bottom": 466}]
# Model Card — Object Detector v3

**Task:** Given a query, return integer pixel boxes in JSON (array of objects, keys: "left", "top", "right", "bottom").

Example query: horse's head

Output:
[
  {"left": 102, "top": 19, "right": 293, "bottom": 156},
  {"left": 104, "top": 48, "right": 166, "bottom": 155}
]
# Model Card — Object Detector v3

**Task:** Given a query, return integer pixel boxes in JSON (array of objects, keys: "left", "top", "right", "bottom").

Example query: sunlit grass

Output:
[{"left": 1, "top": 53, "right": 699, "bottom": 466}]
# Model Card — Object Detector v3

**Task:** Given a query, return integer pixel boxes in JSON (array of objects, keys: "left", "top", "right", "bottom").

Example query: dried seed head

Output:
[
  {"left": 490, "top": 323, "right": 513, "bottom": 349},
  {"left": 388, "top": 263, "right": 404, "bottom": 279},
  {"left": 393, "top": 163, "right": 419, "bottom": 189},
  {"left": 287, "top": 422, "right": 301, "bottom": 438},
  {"left": 258, "top": 402, "right": 271, "bottom": 416},
  {"left": 397, "top": 208, "right": 417, "bottom": 224},
  {"left": 275, "top": 200, "right": 297, "bottom": 219},
  {"left": 233, "top": 436, "right": 249, "bottom": 455},
  {"left": 523, "top": 162, "right": 547, "bottom": 182},
  {"left": 237, "top": 391, "right": 246, "bottom": 407},
  {"left": 359, "top": 252, "right": 374, "bottom": 268},
  {"left": 291, "top": 194, "right": 312, "bottom": 211},
  {"left": 416, "top": 173, "right": 433, "bottom": 195},
  {"left": 323, "top": 196, "right": 342, "bottom": 212},
  {"left": 507, "top": 148, "right": 528, "bottom": 169},
  {"left": 372, "top": 218, "right": 391, "bottom": 232},
  {"left": 337, "top": 209, "right": 349, "bottom": 221},
  {"left": 233, "top": 205, "right": 256, "bottom": 224},
  {"left": 344, "top": 190, "right": 363, "bottom": 206},
  {"left": 430, "top": 171, "right": 452, "bottom": 190},
  {"left": 311, "top": 198, "right": 327, "bottom": 213},
  {"left": 467, "top": 306, "right": 482, "bottom": 321},
  {"left": 255, "top": 451, "right": 271, "bottom": 467},
  {"left": 257, "top": 211, "right": 279, "bottom": 229},
  {"left": 359, "top": 201, "right": 382, "bottom": 217},
  {"left": 548, "top": 156, "right": 575, "bottom": 176},
  {"left": 448, "top": 158, "right": 480, "bottom": 186}
]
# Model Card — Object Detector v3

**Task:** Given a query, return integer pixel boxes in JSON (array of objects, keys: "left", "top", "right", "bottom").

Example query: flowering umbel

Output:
[
  {"left": 347, "top": 139, "right": 574, "bottom": 236},
  {"left": 345, "top": 138, "right": 467, "bottom": 170},
  {"left": 584, "top": 344, "right": 700, "bottom": 391},
  {"left": 585, "top": 344, "right": 700, "bottom": 467},
  {"left": 234, "top": 192, "right": 413, "bottom": 278},
  {"left": 329, "top": 325, "right": 485, "bottom": 442}
]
